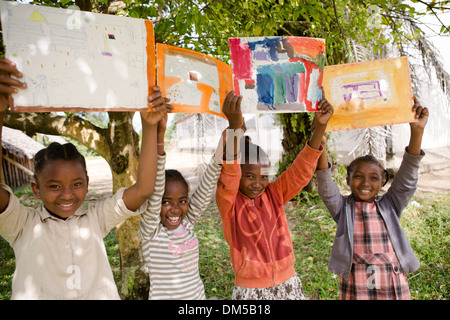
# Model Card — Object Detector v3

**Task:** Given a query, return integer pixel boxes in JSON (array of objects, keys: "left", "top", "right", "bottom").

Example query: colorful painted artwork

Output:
[
  {"left": 156, "top": 44, "right": 233, "bottom": 118},
  {"left": 228, "top": 36, "right": 326, "bottom": 113},
  {"left": 1, "top": 1, "right": 155, "bottom": 112},
  {"left": 323, "top": 56, "right": 415, "bottom": 131}
]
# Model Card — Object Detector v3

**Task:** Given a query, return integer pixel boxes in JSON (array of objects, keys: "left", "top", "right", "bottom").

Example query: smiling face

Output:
[
  {"left": 31, "top": 159, "right": 89, "bottom": 219},
  {"left": 160, "top": 180, "right": 189, "bottom": 230},
  {"left": 239, "top": 162, "right": 270, "bottom": 199},
  {"left": 347, "top": 161, "right": 384, "bottom": 203}
]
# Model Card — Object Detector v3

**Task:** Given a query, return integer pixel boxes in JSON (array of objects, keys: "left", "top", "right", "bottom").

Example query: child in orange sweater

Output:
[{"left": 216, "top": 91, "right": 333, "bottom": 299}]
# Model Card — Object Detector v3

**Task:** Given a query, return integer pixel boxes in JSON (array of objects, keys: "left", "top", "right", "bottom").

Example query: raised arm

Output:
[
  {"left": 0, "top": 58, "right": 28, "bottom": 213},
  {"left": 215, "top": 91, "right": 245, "bottom": 219},
  {"left": 315, "top": 136, "right": 344, "bottom": 221},
  {"left": 309, "top": 90, "right": 334, "bottom": 150},
  {"left": 221, "top": 91, "right": 245, "bottom": 161},
  {"left": 384, "top": 97, "right": 428, "bottom": 215},
  {"left": 408, "top": 96, "right": 428, "bottom": 156},
  {"left": 122, "top": 87, "right": 173, "bottom": 211},
  {"left": 316, "top": 126, "right": 329, "bottom": 170}
]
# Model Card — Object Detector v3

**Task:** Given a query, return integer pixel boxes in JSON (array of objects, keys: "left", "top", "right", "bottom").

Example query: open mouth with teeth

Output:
[
  {"left": 167, "top": 216, "right": 182, "bottom": 226},
  {"left": 355, "top": 188, "right": 377, "bottom": 202},
  {"left": 57, "top": 202, "right": 76, "bottom": 211}
]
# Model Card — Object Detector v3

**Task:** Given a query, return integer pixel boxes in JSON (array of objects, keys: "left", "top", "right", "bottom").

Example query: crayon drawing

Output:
[
  {"left": 323, "top": 56, "right": 416, "bottom": 131},
  {"left": 156, "top": 44, "right": 233, "bottom": 117},
  {"left": 1, "top": 1, "right": 155, "bottom": 112},
  {"left": 228, "top": 36, "right": 326, "bottom": 113}
]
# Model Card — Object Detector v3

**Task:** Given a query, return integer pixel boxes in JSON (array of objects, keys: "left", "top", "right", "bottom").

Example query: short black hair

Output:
[
  {"left": 165, "top": 169, "right": 189, "bottom": 194},
  {"left": 240, "top": 136, "right": 270, "bottom": 166}
]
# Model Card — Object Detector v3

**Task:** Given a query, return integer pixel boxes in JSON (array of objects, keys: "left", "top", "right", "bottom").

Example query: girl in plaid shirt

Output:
[{"left": 316, "top": 97, "right": 428, "bottom": 300}]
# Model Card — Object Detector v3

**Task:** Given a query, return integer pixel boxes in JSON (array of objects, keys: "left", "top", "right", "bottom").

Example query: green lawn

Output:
[{"left": 1, "top": 191, "right": 448, "bottom": 300}]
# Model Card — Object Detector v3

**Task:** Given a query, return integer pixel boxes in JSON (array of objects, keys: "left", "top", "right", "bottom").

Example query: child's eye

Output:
[
  {"left": 179, "top": 200, "right": 187, "bottom": 204},
  {"left": 162, "top": 200, "right": 171, "bottom": 206},
  {"left": 74, "top": 182, "right": 83, "bottom": 187},
  {"left": 49, "top": 184, "right": 60, "bottom": 189}
]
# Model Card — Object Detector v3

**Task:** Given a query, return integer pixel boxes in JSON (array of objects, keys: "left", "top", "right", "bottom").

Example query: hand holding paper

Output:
[
  {"left": 141, "top": 86, "right": 174, "bottom": 127},
  {"left": 0, "top": 58, "right": 27, "bottom": 113},
  {"left": 309, "top": 90, "right": 334, "bottom": 150}
]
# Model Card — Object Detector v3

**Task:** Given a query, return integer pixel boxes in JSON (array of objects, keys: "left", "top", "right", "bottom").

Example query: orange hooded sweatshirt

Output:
[{"left": 216, "top": 143, "right": 322, "bottom": 288}]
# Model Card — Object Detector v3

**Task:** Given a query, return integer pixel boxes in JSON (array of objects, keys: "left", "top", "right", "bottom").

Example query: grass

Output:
[{"left": 0, "top": 187, "right": 448, "bottom": 300}]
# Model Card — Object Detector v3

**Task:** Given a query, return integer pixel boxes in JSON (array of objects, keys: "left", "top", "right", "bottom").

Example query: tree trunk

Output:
[
  {"left": 276, "top": 112, "right": 316, "bottom": 193},
  {"left": 106, "top": 111, "right": 149, "bottom": 300}
]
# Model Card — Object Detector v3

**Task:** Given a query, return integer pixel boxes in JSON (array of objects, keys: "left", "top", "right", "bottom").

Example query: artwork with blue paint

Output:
[{"left": 229, "top": 36, "right": 326, "bottom": 113}]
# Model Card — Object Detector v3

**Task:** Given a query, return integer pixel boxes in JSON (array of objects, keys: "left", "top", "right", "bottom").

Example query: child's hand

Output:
[
  {"left": 222, "top": 91, "right": 244, "bottom": 130},
  {"left": 308, "top": 89, "right": 333, "bottom": 150},
  {"left": 0, "top": 58, "right": 27, "bottom": 112},
  {"left": 407, "top": 96, "right": 428, "bottom": 155},
  {"left": 410, "top": 96, "right": 428, "bottom": 131},
  {"left": 141, "top": 86, "right": 174, "bottom": 126},
  {"left": 311, "top": 115, "right": 327, "bottom": 148},
  {"left": 315, "top": 89, "right": 334, "bottom": 126}
]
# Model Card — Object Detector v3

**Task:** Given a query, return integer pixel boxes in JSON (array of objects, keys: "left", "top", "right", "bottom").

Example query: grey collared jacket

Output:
[{"left": 316, "top": 149, "right": 424, "bottom": 280}]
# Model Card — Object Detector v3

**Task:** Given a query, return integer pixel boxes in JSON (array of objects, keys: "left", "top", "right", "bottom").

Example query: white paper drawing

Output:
[{"left": 0, "top": 1, "right": 151, "bottom": 111}]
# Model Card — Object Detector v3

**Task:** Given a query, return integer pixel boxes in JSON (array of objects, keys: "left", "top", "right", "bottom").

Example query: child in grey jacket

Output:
[{"left": 316, "top": 97, "right": 428, "bottom": 300}]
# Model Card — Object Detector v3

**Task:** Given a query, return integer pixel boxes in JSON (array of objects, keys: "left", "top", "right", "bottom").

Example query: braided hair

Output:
[{"left": 33, "top": 142, "right": 87, "bottom": 183}]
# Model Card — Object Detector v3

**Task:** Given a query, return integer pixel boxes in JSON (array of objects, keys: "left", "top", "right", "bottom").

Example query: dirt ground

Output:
[
  {"left": 84, "top": 156, "right": 450, "bottom": 200},
  {"left": 414, "top": 167, "right": 450, "bottom": 194},
  {"left": 85, "top": 158, "right": 113, "bottom": 201}
]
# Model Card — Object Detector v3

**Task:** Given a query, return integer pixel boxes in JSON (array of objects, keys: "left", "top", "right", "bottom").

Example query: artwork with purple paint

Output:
[
  {"left": 323, "top": 56, "right": 415, "bottom": 131},
  {"left": 228, "top": 36, "right": 326, "bottom": 114}
]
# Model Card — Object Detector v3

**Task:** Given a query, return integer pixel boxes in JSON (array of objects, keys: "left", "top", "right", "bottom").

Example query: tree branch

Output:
[{"left": 4, "top": 112, "right": 109, "bottom": 159}]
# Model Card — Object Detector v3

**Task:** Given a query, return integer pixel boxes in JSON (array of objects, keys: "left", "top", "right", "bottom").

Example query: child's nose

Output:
[
  {"left": 60, "top": 186, "right": 73, "bottom": 198},
  {"left": 253, "top": 179, "right": 263, "bottom": 187},
  {"left": 170, "top": 203, "right": 182, "bottom": 213}
]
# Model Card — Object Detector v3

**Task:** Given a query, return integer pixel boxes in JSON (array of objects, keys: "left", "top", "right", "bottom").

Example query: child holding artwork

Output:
[
  {"left": 316, "top": 97, "right": 428, "bottom": 300},
  {"left": 0, "top": 58, "right": 172, "bottom": 299},
  {"left": 138, "top": 93, "right": 242, "bottom": 299},
  {"left": 215, "top": 91, "right": 334, "bottom": 300}
]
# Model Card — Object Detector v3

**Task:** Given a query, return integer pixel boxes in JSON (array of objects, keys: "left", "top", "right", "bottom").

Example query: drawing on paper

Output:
[
  {"left": 156, "top": 44, "right": 233, "bottom": 117},
  {"left": 0, "top": 1, "right": 155, "bottom": 111},
  {"left": 228, "top": 36, "right": 326, "bottom": 113},
  {"left": 323, "top": 56, "right": 416, "bottom": 131}
]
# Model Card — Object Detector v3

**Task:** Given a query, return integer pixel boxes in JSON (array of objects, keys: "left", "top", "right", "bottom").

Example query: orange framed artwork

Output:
[
  {"left": 323, "top": 56, "right": 416, "bottom": 131},
  {"left": 156, "top": 44, "right": 233, "bottom": 118}
]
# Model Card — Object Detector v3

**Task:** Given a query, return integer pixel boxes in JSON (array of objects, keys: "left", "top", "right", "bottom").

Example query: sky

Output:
[{"left": 410, "top": 1, "right": 450, "bottom": 71}]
